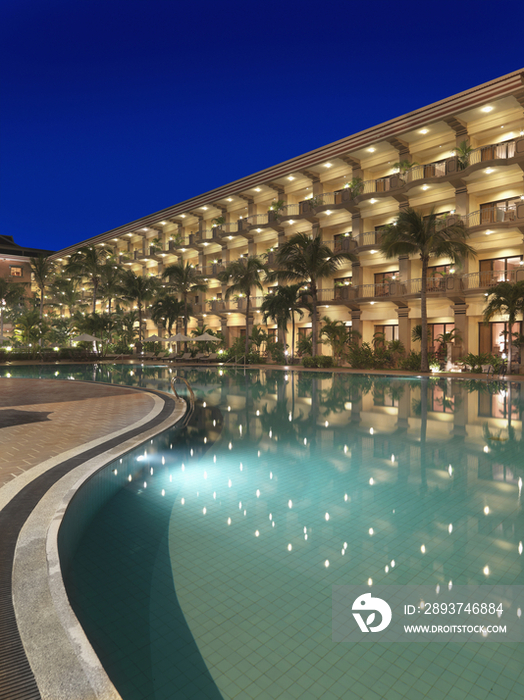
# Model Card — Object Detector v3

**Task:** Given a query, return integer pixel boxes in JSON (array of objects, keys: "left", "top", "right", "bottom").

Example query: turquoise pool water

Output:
[{"left": 3, "top": 365, "right": 523, "bottom": 699}]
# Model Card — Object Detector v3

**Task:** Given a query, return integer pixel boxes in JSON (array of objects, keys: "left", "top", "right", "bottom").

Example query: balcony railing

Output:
[
  {"left": 246, "top": 213, "right": 269, "bottom": 226},
  {"left": 465, "top": 205, "right": 518, "bottom": 227},
  {"left": 355, "top": 231, "right": 381, "bottom": 248},
  {"left": 219, "top": 222, "right": 239, "bottom": 234},
  {"left": 279, "top": 204, "right": 300, "bottom": 217},
  {"left": 468, "top": 141, "right": 516, "bottom": 166},
  {"left": 461, "top": 268, "right": 524, "bottom": 289},
  {"left": 334, "top": 235, "right": 354, "bottom": 252}
]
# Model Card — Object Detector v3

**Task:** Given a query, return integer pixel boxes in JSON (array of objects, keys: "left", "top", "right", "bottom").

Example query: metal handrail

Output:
[{"left": 170, "top": 376, "right": 196, "bottom": 411}]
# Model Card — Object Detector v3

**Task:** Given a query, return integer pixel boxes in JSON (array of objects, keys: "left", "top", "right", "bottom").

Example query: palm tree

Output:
[
  {"left": 162, "top": 261, "right": 208, "bottom": 339},
  {"left": 0, "top": 279, "right": 25, "bottom": 338},
  {"left": 50, "top": 276, "right": 86, "bottom": 317},
  {"left": 119, "top": 270, "right": 160, "bottom": 345},
  {"left": 99, "top": 262, "right": 125, "bottom": 316},
  {"left": 319, "top": 316, "right": 348, "bottom": 364},
  {"left": 453, "top": 140, "right": 474, "bottom": 170},
  {"left": 14, "top": 310, "right": 48, "bottom": 348},
  {"left": 65, "top": 246, "right": 111, "bottom": 314},
  {"left": 219, "top": 256, "right": 269, "bottom": 357},
  {"left": 151, "top": 294, "right": 186, "bottom": 337},
  {"left": 260, "top": 283, "right": 305, "bottom": 360},
  {"left": 30, "top": 255, "right": 55, "bottom": 320},
  {"left": 380, "top": 208, "right": 476, "bottom": 372},
  {"left": 483, "top": 281, "right": 524, "bottom": 371},
  {"left": 274, "top": 233, "right": 356, "bottom": 355}
]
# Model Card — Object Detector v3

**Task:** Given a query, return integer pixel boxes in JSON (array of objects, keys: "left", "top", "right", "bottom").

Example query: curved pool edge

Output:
[{"left": 10, "top": 386, "right": 186, "bottom": 700}]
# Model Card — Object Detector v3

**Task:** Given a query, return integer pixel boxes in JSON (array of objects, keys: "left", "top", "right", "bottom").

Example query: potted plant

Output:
[
  {"left": 348, "top": 177, "right": 364, "bottom": 198},
  {"left": 453, "top": 141, "right": 474, "bottom": 170},
  {"left": 266, "top": 200, "right": 284, "bottom": 223},
  {"left": 393, "top": 159, "right": 419, "bottom": 185}
]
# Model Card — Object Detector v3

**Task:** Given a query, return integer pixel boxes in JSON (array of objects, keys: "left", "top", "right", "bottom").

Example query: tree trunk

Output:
[
  {"left": 420, "top": 257, "right": 429, "bottom": 372},
  {"left": 291, "top": 311, "right": 296, "bottom": 362},
  {"left": 507, "top": 319, "right": 513, "bottom": 373},
  {"left": 92, "top": 282, "right": 97, "bottom": 315},
  {"left": 245, "top": 296, "right": 250, "bottom": 358},
  {"left": 183, "top": 294, "right": 188, "bottom": 351},
  {"left": 311, "top": 282, "right": 318, "bottom": 356}
]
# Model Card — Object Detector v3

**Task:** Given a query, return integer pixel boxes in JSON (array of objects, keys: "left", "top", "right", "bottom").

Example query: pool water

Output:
[{"left": 3, "top": 365, "right": 523, "bottom": 699}]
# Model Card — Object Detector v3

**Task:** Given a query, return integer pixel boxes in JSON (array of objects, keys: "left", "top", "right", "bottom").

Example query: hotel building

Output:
[{"left": 49, "top": 69, "right": 524, "bottom": 358}]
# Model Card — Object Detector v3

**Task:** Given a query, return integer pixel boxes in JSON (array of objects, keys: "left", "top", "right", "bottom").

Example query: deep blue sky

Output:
[{"left": 1, "top": 0, "right": 523, "bottom": 252}]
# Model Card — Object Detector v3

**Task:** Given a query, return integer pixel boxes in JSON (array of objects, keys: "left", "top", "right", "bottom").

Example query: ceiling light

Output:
[
  {"left": 325, "top": 210, "right": 332, "bottom": 215},
  {"left": 181, "top": 214, "right": 186, "bottom": 218},
  {"left": 289, "top": 219, "right": 295, "bottom": 224},
  {"left": 422, "top": 185, "right": 429, "bottom": 191},
  {"left": 324, "top": 162, "right": 332, "bottom": 168},
  {"left": 419, "top": 128, "right": 429, "bottom": 135},
  {"left": 254, "top": 187, "right": 262, "bottom": 192},
  {"left": 485, "top": 230, "right": 493, "bottom": 235},
  {"left": 367, "top": 147, "right": 376, "bottom": 153},
  {"left": 256, "top": 228, "right": 262, "bottom": 232},
  {"left": 227, "top": 198, "right": 233, "bottom": 202},
  {"left": 370, "top": 301, "right": 375, "bottom": 305},
  {"left": 287, "top": 176, "right": 295, "bottom": 181},
  {"left": 481, "top": 106, "right": 493, "bottom": 112},
  {"left": 202, "top": 206, "right": 208, "bottom": 210},
  {"left": 370, "top": 249, "right": 377, "bottom": 254},
  {"left": 370, "top": 198, "right": 377, "bottom": 204},
  {"left": 142, "top": 228, "right": 148, "bottom": 231},
  {"left": 485, "top": 168, "right": 494, "bottom": 174},
  {"left": 160, "top": 221, "right": 167, "bottom": 225}
]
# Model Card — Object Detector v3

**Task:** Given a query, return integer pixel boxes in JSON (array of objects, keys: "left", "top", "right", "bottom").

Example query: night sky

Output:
[{"left": 1, "top": 0, "right": 523, "bottom": 253}]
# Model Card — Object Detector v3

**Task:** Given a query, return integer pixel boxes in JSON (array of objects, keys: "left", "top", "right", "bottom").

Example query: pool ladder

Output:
[{"left": 170, "top": 376, "right": 196, "bottom": 419}]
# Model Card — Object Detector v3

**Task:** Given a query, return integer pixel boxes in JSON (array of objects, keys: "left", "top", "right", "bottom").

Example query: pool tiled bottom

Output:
[
  {"left": 62, "top": 370, "right": 524, "bottom": 699},
  {"left": 65, "top": 447, "right": 524, "bottom": 699}
]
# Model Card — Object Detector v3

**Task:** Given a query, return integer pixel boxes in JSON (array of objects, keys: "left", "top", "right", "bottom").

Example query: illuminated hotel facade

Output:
[{"left": 49, "top": 69, "right": 524, "bottom": 358}]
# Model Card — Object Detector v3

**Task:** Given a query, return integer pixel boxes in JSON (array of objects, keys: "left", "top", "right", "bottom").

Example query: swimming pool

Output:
[{"left": 3, "top": 365, "right": 523, "bottom": 699}]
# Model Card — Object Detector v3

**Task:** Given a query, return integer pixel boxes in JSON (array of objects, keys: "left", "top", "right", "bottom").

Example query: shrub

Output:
[
  {"left": 266, "top": 341, "right": 286, "bottom": 364},
  {"left": 316, "top": 355, "right": 334, "bottom": 368},
  {"left": 399, "top": 351, "right": 422, "bottom": 371},
  {"left": 347, "top": 342, "right": 375, "bottom": 369},
  {"left": 301, "top": 355, "right": 334, "bottom": 368},
  {"left": 458, "top": 352, "right": 499, "bottom": 373}
]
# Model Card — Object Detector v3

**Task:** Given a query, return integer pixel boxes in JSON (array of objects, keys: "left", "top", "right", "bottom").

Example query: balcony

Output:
[
  {"left": 246, "top": 213, "right": 269, "bottom": 227},
  {"left": 355, "top": 231, "right": 382, "bottom": 249},
  {"left": 461, "top": 268, "right": 524, "bottom": 290}
]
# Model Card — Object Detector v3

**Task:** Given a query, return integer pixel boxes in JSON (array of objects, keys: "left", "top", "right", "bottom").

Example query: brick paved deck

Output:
[
  {"left": 0, "top": 377, "right": 184, "bottom": 700},
  {"left": 0, "top": 378, "right": 156, "bottom": 489}
]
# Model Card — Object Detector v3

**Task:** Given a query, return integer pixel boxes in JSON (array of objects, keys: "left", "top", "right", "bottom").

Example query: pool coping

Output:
[{"left": 4, "top": 381, "right": 186, "bottom": 700}]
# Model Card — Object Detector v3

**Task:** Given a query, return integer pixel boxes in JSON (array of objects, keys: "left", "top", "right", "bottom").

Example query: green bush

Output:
[
  {"left": 458, "top": 352, "right": 499, "bottom": 373},
  {"left": 399, "top": 351, "right": 422, "bottom": 371},
  {"left": 347, "top": 342, "right": 375, "bottom": 369},
  {"left": 266, "top": 341, "right": 286, "bottom": 364},
  {"left": 301, "top": 355, "right": 334, "bottom": 368},
  {"left": 316, "top": 355, "right": 334, "bottom": 368},
  {"left": 247, "top": 351, "right": 262, "bottom": 364}
]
